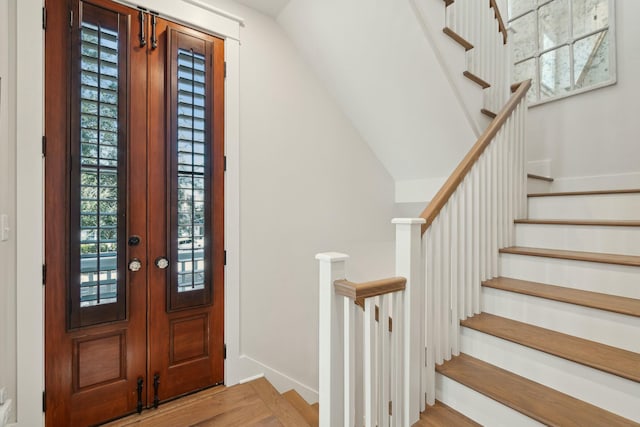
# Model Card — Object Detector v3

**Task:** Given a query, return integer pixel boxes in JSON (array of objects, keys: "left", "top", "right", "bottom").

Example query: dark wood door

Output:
[
  {"left": 146, "top": 16, "right": 225, "bottom": 403},
  {"left": 44, "top": 1, "right": 224, "bottom": 425}
]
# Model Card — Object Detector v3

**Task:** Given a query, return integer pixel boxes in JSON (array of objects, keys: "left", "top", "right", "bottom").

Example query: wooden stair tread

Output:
[
  {"left": 414, "top": 401, "right": 480, "bottom": 427},
  {"left": 515, "top": 219, "right": 640, "bottom": 226},
  {"left": 499, "top": 246, "right": 640, "bottom": 267},
  {"left": 249, "top": 377, "right": 311, "bottom": 426},
  {"left": 483, "top": 277, "right": 640, "bottom": 317},
  {"left": 282, "top": 390, "right": 318, "bottom": 427},
  {"left": 442, "top": 27, "right": 473, "bottom": 50},
  {"left": 529, "top": 188, "right": 640, "bottom": 197},
  {"left": 527, "top": 173, "right": 554, "bottom": 182},
  {"left": 463, "top": 70, "right": 490, "bottom": 88},
  {"left": 480, "top": 108, "right": 497, "bottom": 118},
  {"left": 461, "top": 312, "right": 640, "bottom": 382},
  {"left": 436, "top": 354, "right": 637, "bottom": 426}
]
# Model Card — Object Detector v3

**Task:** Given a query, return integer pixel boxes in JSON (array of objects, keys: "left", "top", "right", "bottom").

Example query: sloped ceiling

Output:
[{"left": 277, "top": 0, "right": 476, "bottom": 194}]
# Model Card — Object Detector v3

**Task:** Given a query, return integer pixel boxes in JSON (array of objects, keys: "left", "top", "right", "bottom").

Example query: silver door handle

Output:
[
  {"left": 155, "top": 256, "right": 169, "bottom": 269},
  {"left": 129, "top": 258, "right": 142, "bottom": 272}
]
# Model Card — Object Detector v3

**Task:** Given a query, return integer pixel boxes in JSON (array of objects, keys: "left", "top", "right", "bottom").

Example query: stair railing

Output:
[
  {"left": 420, "top": 79, "right": 531, "bottom": 407},
  {"left": 317, "top": 219, "right": 424, "bottom": 427},
  {"left": 444, "top": 0, "right": 510, "bottom": 114}
]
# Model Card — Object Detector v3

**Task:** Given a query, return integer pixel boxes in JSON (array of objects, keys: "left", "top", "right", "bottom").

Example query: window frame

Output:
[{"left": 508, "top": 0, "right": 617, "bottom": 106}]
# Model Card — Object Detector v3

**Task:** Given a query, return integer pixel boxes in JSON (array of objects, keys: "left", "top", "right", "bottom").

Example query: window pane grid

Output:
[
  {"left": 176, "top": 48, "right": 206, "bottom": 294},
  {"left": 508, "top": 0, "right": 612, "bottom": 103},
  {"left": 79, "top": 22, "right": 120, "bottom": 307}
]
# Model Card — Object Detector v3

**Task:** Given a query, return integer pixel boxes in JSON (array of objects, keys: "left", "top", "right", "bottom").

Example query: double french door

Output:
[{"left": 45, "top": 0, "right": 225, "bottom": 425}]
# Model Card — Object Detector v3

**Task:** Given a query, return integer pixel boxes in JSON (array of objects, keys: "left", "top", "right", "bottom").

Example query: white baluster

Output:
[
  {"left": 392, "top": 290, "right": 404, "bottom": 427},
  {"left": 364, "top": 298, "right": 376, "bottom": 427},
  {"left": 316, "top": 252, "right": 349, "bottom": 427},
  {"left": 464, "top": 172, "right": 478, "bottom": 317},
  {"left": 344, "top": 296, "right": 356, "bottom": 427},
  {"left": 432, "top": 216, "right": 443, "bottom": 364},
  {"left": 450, "top": 191, "right": 460, "bottom": 356},
  {"left": 472, "top": 163, "right": 481, "bottom": 314},
  {"left": 379, "top": 295, "right": 390, "bottom": 427},
  {"left": 458, "top": 180, "right": 467, "bottom": 322},
  {"left": 521, "top": 101, "right": 528, "bottom": 218},
  {"left": 424, "top": 229, "right": 435, "bottom": 406},
  {"left": 442, "top": 205, "right": 451, "bottom": 360}
]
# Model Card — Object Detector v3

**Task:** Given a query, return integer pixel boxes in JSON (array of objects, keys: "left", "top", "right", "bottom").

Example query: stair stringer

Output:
[{"left": 410, "top": 0, "right": 489, "bottom": 138}]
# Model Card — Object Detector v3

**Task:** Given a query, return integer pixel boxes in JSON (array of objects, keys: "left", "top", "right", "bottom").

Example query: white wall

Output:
[
  {"left": 277, "top": 0, "right": 477, "bottom": 203},
  {"left": 527, "top": 0, "right": 640, "bottom": 190},
  {"left": 193, "top": 0, "right": 400, "bottom": 401},
  {"left": 0, "top": 0, "right": 17, "bottom": 422}
]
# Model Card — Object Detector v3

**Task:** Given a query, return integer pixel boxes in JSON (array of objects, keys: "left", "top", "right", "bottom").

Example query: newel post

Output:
[
  {"left": 316, "top": 252, "right": 349, "bottom": 427},
  {"left": 392, "top": 218, "right": 426, "bottom": 425}
]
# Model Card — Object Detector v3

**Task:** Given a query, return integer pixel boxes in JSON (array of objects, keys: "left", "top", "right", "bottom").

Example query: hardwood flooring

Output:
[{"left": 103, "top": 378, "right": 310, "bottom": 427}]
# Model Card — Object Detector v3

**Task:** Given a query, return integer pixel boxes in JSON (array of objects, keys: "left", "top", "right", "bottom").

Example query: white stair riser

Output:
[
  {"left": 461, "top": 327, "right": 640, "bottom": 422},
  {"left": 436, "top": 373, "right": 543, "bottom": 427},
  {"left": 527, "top": 178, "right": 552, "bottom": 194},
  {"left": 514, "top": 224, "right": 640, "bottom": 255},
  {"left": 482, "top": 287, "right": 640, "bottom": 353},
  {"left": 528, "top": 194, "right": 640, "bottom": 220},
  {"left": 499, "top": 253, "right": 640, "bottom": 299}
]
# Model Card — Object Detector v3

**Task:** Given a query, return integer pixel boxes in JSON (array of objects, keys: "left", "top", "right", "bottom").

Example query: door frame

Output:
[{"left": 15, "top": 1, "right": 242, "bottom": 425}]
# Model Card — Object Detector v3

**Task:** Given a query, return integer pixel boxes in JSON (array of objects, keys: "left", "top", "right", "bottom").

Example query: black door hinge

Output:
[
  {"left": 42, "top": 264, "right": 47, "bottom": 285},
  {"left": 42, "top": 391, "right": 46, "bottom": 412},
  {"left": 223, "top": 155, "right": 227, "bottom": 171},
  {"left": 223, "top": 344, "right": 227, "bottom": 359},
  {"left": 224, "top": 61, "right": 227, "bottom": 78},
  {"left": 42, "top": 7, "right": 47, "bottom": 30},
  {"left": 223, "top": 250, "right": 227, "bottom": 266},
  {"left": 42, "top": 136, "right": 47, "bottom": 157}
]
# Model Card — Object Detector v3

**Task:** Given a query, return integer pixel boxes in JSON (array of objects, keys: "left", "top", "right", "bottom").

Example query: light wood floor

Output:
[{"left": 103, "top": 378, "right": 310, "bottom": 427}]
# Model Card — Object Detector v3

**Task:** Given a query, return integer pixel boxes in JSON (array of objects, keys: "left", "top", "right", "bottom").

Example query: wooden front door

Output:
[{"left": 44, "top": 1, "right": 225, "bottom": 425}]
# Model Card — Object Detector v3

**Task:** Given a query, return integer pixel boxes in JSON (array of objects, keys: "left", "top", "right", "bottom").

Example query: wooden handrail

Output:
[
  {"left": 489, "top": 0, "right": 508, "bottom": 44},
  {"left": 334, "top": 277, "right": 406, "bottom": 307},
  {"left": 419, "top": 79, "right": 531, "bottom": 235}
]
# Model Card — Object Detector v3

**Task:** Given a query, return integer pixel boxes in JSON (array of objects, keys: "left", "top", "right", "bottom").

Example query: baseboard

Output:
[
  {"left": 550, "top": 171, "right": 640, "bottom": 192},
  {"left": 237, "top": 355, "right": 319, "bottom": 405}
]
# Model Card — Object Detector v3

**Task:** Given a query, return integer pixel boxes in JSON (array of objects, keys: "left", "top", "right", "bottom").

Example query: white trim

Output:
[
  {"left": 15, "top": 0, "right": 44, "bottom": 425},
  {"left": 113, "top": 0, "right": 242, "bottom": 41},
  {"left": 15, "top": 1, "right": 241, "bottom": 425},
  {"left": 238, "top": 355, "right": 319, "bottom": 405},
  {"left": 223, "top": 38, "right": 241, "bottom": 388},
  {"left": 182, "top": 0, "right": 245, "bottom": 26}
]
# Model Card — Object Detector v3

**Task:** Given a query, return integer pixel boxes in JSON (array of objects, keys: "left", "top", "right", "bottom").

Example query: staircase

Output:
[{"left": 433, "top": 188, "right": 640, "bottom": 425}]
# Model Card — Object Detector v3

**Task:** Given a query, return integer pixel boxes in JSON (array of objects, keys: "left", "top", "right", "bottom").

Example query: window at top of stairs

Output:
[{"left": 508, "top": 0, "right": 616, "bottom": 105}]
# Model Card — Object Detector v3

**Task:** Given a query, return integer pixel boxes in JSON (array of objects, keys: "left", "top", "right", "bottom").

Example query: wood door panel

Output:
[
  {"left": 74, "top": 331, "right": 126, "bottom": 390},
  {"left": 170, "top": 313, "right": 209, "bottom": 365}
]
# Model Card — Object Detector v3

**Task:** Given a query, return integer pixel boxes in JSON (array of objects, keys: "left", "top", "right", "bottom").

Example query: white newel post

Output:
[
  {"left": 316, "top": 252, "right": 350, "bottom": 427},
  {"left": 392, "top": 218, "right": 426, "bottom": 425}
]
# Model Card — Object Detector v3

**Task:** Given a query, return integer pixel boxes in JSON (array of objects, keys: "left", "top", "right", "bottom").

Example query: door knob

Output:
[
  {"left": 129, "top": 258, "right": 142, "bottom": 272},
  {"left": 155, "top": 256, "right": 169, "bottom": 269}
]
